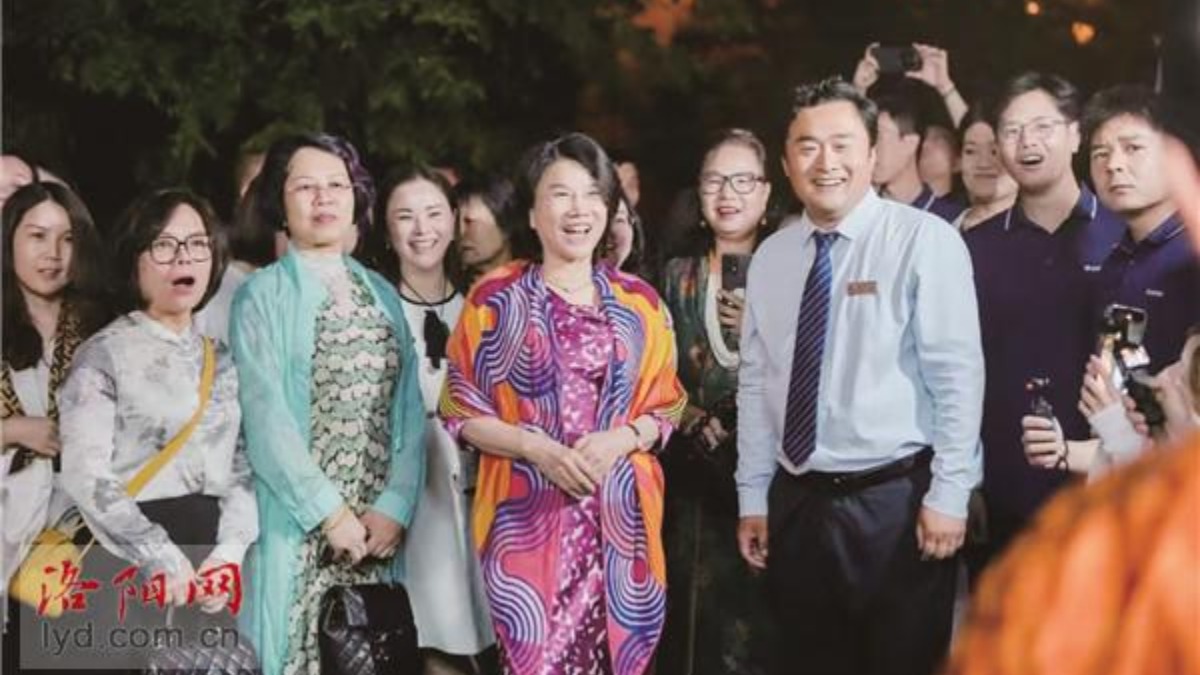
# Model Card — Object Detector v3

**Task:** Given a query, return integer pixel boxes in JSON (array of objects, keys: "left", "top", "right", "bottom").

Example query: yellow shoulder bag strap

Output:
[{"left": 125, "top": 337, "right": 217, "bottom": 496}]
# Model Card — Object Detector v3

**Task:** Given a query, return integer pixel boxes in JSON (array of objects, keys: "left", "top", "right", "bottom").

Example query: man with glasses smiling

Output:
[{"left": 962, "top": 72, "right": 1126, "bottom": 571}]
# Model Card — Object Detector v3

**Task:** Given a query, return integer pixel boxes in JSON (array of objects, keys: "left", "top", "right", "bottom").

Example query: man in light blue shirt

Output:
[{"left": 735, "top": 77, "right": 984, "bottom": 675}]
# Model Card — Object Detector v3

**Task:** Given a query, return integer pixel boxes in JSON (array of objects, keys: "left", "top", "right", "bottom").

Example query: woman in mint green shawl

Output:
[{"left": 230, "top": 133, "right": 425, "bottom": 675}]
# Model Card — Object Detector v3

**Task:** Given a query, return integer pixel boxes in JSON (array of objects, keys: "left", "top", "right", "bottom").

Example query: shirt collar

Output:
[
  {"left": 911, "top": 184, "right": 936, "bottom": 211},
  {"left": 129, "top": 310, "right": 200, "bottom": 346},
  {"left": 1118, "top": 212, "right": 1185, "bottom": 253},
  {"left": 797, "top": 188, "right": 881, "bottom": 243},
  {"left": 1003, "top": 183, "right": 1099, "bottom": 232}
]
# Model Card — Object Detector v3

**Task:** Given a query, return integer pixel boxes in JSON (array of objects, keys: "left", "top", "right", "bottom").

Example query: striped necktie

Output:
[{"left": 781, "top": 231, "right": 837, "bottom": 467}]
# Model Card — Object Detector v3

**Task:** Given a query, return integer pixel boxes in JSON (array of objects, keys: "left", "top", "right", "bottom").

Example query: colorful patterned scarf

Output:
[{"left": 441, "top": 261, "right": 686, "bottom": 674}]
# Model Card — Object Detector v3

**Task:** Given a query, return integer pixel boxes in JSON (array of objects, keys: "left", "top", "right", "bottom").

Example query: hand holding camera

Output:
[
  {"left": 1097, "top": 304, "right": 1166, "bottom": 430},
  {"left": 1021, "top": 377, "right": 1069, "bottom": 470}
]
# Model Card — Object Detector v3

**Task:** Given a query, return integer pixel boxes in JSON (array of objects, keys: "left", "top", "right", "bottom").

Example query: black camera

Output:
[{"left": 1097, "top": 304, "right": 1165, "bottom": 428}]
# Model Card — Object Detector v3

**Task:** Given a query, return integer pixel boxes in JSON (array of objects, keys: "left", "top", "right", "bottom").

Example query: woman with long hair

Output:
[
  {"left": 1, "top": 181, "right": 108, "bottom": 669},
  {"left": 373, "top": 166, "right": 495, "bottom": 673}
]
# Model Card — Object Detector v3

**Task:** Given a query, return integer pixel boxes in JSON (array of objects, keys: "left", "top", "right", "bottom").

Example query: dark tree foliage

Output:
[{"left": 3, "top": 0, "right": 1162, "bottom": 227}]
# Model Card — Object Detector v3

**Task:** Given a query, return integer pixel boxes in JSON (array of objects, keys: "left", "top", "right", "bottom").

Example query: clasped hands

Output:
[
  {"left": 323, "top": 505, "right": 405, "bottom": 567},
  {"left": 524, "top": 427, "right": 638, "bottom": 499}
]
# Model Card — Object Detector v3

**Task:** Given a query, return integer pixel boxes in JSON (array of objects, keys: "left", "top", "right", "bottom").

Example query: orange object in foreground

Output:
[{"left": 946, "top": 435, "right": 1200, "bottom": 675}]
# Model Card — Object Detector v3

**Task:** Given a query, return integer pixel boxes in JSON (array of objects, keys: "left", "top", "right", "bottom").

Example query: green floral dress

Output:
[
  {"left": 282, "top": 275, "right": 400, "bottom": 675},
  {"left": 658, "top": 255, "right": 774, "bottom": 675}
]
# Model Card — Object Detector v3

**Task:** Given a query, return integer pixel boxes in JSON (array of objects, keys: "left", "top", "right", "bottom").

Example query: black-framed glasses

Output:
[
  {"left": 699, "top": 172, "right": 767, "bottom": 195},
  {"left": 148, "top": 234, "right": 212, "bottom": 264}
]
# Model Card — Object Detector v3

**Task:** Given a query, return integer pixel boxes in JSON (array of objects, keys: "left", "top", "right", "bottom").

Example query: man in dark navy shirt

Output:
[
  {"left": 1085, "top": 86, "right": 1200, "bottom": 368},
  {"left": 963, "top": 73, "right": 1125, "bottom": 565},
  {"left": 872, "top": 89, "right": 966, "bottom": 223},
  {"left": 1020, "top": 85, "right": 1200, "bottom": 474}
]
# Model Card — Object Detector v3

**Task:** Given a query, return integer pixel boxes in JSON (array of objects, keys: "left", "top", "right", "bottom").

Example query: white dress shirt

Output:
[{"left": 736, "top": 189, "right": 984, "bottom": 519}]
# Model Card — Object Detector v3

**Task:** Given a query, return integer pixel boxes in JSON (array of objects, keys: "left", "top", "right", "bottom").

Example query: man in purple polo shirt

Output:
[
  {"left": 962, "top": 72, "right": 1125, "bottom": 566},
  {"left": 1020, "top": 85, "right": 1200, "bottom": 473},
  {"left": 1085, "top": 85, "right": 1200, "bottom": 367},
  {"left": 872, "top": 89, "right": 966, "bottom": 224}
]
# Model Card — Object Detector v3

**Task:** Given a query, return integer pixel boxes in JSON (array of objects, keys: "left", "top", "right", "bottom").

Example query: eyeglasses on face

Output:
[
  {"left": 699, "top": 172, "right": 767, "bottom": 196},
  {"left": 148, "top": 234, "right": 212, "bottom": 264},
  {"left": 286, "top": 179, "right": 354, "bottom": 198},
  {"left": 997, "top": 118, "right": 1069, "bottom": 145}
]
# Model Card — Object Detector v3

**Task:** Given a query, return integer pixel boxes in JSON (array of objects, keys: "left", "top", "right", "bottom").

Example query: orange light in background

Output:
[
  {"left": 1025, "top": 1, "right": 1041, "bottom": 16},
  {"left": 1072, "top": 21, "right": 1097, "bottom": 45}
]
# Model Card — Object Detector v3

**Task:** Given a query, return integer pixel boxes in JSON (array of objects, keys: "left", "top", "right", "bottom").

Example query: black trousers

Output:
[{"left": 765, "top": 451, "right": 957, "bottom": 675}]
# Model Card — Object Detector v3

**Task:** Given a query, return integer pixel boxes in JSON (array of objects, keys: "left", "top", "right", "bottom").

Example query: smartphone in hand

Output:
[{"left": 721, "top": 253, "right": 752, "bottom": 292}]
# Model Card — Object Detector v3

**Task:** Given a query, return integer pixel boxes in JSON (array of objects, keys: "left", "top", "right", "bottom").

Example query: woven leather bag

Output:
[
  {"left": 318, "top": 583, "right": 420, "bottom": 675},
  {"left": 142, "top": 636, "right": 260, "bottom": 675}
]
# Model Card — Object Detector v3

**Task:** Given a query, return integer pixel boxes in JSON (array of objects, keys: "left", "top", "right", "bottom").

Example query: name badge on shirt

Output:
[
  {"left": 847, "top": 280, "right": 878, "bottom": 296},
  {"left": 1145, "top": 288, "right": 1165, "bottom": 298}
]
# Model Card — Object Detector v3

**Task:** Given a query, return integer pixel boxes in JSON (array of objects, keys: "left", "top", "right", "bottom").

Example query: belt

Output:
[{"left": 795, "top": 447, "right": 933, "bottom": 493}]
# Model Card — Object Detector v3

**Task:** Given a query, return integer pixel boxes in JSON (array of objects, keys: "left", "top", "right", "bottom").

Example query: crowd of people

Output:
[{"left": 2, "top": 21, "right": 1199, "bottom": 675}]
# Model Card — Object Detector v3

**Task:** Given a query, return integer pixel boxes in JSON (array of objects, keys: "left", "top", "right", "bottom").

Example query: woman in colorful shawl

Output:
[
  {"left": 656, "top": 129, "right": 777, "bottom": 675},
  {"left": 440, "top": 132, "right": 686, "bottom": 675},
  {"left": 230, "top": 134, "right": 425, "bottom": 675}
]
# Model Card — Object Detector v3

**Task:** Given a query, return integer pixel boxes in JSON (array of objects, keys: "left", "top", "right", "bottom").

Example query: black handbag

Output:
[
  {"left": 143, "top": 637, "right": 260, "bottom": 674},
  {"left": 318, "top": 583, "right": 420, "bottom": 675}
]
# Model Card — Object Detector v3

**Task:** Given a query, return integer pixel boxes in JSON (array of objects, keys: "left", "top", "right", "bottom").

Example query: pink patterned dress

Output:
[
  {"left": 488, "top": 292, "right": 616, "bottom": 674},
  {"left": 442, "top": 262, "right": 688, "bottom": 675}
]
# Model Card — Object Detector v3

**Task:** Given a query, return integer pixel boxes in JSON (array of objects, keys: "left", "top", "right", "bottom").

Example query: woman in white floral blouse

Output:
[{"left": 57, "top": 189, "right": 258, "bottom": 670}]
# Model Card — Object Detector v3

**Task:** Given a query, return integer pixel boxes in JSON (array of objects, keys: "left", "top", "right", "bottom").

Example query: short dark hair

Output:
[
  {"left": 1082, "top": 85, "right": 1164, "bottom": 146},
  {"left": 453, "top": 174, "right": 517, "bottom": 239},
  {"left": 992, "top": 72, "right": 1083, "bottom": 128},
  {"left": 110, "top": 189, "right": 227, "bottom": 315},
  {"left": 368, "top": 165, "right": 460, "bottom": 289},
  {"left": 603, "top": 186, "right": 646, "bottom": 275},
  {"left": 511, "top": 132, "right": 618, "bottom": 262},
  {"left": 2, "top": 182, "right": 109, "bottom": 370},
  {"left": 790, "top": 77, "right": 879, "bottom": 146},
  {"left": 225, "top": 177, "right": 277, "bottom": 268},
  {"left": 874, "top": 90, "right": 925, "bottom": 138},
  {"left": 256, "top": 133, "right": 375, "bottom": 239}
]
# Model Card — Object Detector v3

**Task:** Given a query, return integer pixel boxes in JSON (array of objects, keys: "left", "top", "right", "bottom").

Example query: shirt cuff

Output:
[
  {"left": 738, "top": 487, "right": 769, "bottom": 518},
  {"left": 922, "top": 476, "right": 970, "bottom": 520},
  {"left": 372, "top": 489, "right": 416, "bottom": 528},
  {"left": 298, "top": 483, "right": 345, "bottom": 533},
  {"left": 206, "top": 541, "right": 251, "bottom": 567}
]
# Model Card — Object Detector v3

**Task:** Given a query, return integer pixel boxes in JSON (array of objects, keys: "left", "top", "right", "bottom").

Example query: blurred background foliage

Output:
[{"left": 4, "top": 0, "right": 1164, "bottom": 227}]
